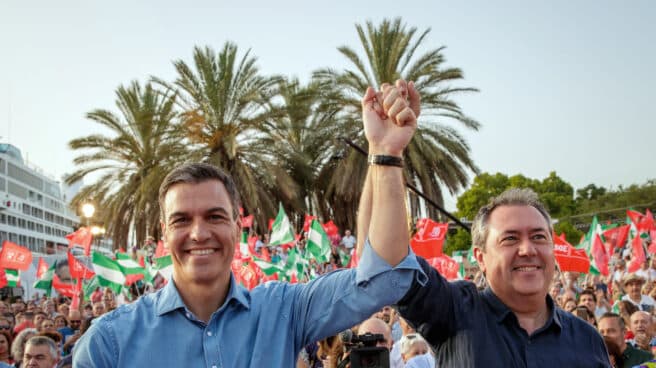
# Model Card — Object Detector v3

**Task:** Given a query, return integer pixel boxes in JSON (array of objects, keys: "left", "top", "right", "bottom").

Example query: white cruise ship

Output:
[{"left": 0, "top": 143, "right": 79, "bottom": 254}]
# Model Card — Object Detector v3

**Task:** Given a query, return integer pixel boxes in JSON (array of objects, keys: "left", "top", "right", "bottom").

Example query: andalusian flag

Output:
[
  {"left": 239, "top": 232, "right": 250, "bottom": 257},
  {"left": 33, "top": 260, "right": 55, "bottom": 295},
  {"left": 269, "top": 203, "right": 295, "bottom": 246},
  {"left": 83, "top": 276, "right": 101, "bottom": 300},
  {"left": 251, "top": 255, "right": 283, "bottom": 276},
  {"left": 92, "top": 252, "right": 126, "bottom": 294},
  {"left": 4, "top": 269, "right": 19, "bottom": 287},
  {"left": 579, "top": 217, "right": 609, "bottom": 276},
  {"left": 153, "top": 255, "right": 173, "bottom": 280},
  {"left": 306, "top": 220, "right": 331, "bottom": 263},
  {"left": 115, "top": 253, "right": 146, "bottom": 275}
]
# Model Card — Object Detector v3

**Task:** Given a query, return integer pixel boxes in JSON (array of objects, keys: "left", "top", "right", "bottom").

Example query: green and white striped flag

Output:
[
  {"left": 4, "top": 269, "right": 19, "bottom": 287},
  {"left": 153, "top": 255, "right": 173, "bottom": 280},
  {"left": 306, "top": 220, "right": 331, "bottom": 263},
  {"left": 283, "top": 247, "right": 307, "bottom": 280},
  {"left": 92, "top": 252, "right": 126, "bottom": 294},
  {"left": 269, "top": 203, "right": 295, "bottom": 246},
  {"left": 83, "top": 276, "right": 101, "bottom": 300},
  {"left": 33, "top": 263, "right": 55, "bottom": 295},
  {"left": 252, "top": 255, "right": 283, "bottom": 276},
  {"left": 239, "top": 232, "right": 250, "bottom": 256},
  {"left": 115, "top": 253, "right": 146, "bottom": 275}
]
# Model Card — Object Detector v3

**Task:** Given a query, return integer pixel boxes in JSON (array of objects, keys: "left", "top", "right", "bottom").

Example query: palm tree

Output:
[
  {"left": 257, "top": 77, "right": 346, "bottom": 227},
  {"left": 315, "top": 17, "right": 480, "bottom": 221},
  {"left": 66, "top": 81, "right": 185, "bottom": 249},
  {"left": 154, "top": 44, "right": 296, "bottom": 233}
]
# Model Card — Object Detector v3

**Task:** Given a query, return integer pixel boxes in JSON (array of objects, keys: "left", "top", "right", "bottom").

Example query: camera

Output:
[{"left": 337, "top": 330, "right": 390, "bottom": 368}]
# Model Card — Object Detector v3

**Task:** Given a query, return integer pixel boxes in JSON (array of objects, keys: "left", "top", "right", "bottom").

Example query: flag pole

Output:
[{"left": 340, "top": 137, "right": 471, "bottom": 232}]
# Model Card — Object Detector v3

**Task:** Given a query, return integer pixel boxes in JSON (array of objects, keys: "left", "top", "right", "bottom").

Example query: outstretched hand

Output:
[{"left": 361, "top": 79, "right": 420, "bottom": 156}]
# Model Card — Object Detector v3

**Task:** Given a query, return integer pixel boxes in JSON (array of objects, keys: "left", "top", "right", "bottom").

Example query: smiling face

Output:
[
  {"left": 475, "top": 205, "right": 554, "bottom": 304},
  {"left": 161, "top": 180, "right": 240, "bottom": 289}
]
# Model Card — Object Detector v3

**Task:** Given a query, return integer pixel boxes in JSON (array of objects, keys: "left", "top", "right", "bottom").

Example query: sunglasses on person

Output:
[{"left": 69, "top": 320, "right": 82, "bottom": 324}]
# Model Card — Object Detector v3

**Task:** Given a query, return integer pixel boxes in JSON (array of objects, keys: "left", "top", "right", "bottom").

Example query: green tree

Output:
[
  {"left": 443, "top": 228, "right": 472, "bottom": 256},
  {"left": 66, "top": 81, "right": 185, "bottom": 249},
  {"left": 553, "top": 220, "right": 584, "bottom": 245},
  {"left": 315, "top": 17, "right": 480, "bottom": 222}
]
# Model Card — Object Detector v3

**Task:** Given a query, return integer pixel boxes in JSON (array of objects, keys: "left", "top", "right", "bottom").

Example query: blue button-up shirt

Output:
[
  {"left": 397, "top": 257, "right": 611, "bottom": 368},
  {"left": 73, "top": 242, "right": 424, "bottom": 367}
]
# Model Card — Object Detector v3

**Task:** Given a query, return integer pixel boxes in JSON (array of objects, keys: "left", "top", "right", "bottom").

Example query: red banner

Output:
[
  {"left": 0, "top": 241, "right": 33, "bottom": 271},
  {"left": 553, "top": 233, "right": 590, "bottom": 273},
  {"left": 36, "top": 258, "right": 50, "bottom": 279},
  {"left": 52, "top": 275, "right": 77, "bottom": 298},
  {"left": 628, "top": 235, "right": 646, "bottom": 273},
  {"left": 66, "top": 227, "right": 93, "bottom": 256},
  {"left": 241, "top": 215, "right": 254, "bottom": 228},
  {"left": 427, "top": 254, "right": 459, "bottom": 280},
  {"left": 68, "top": 252, "right": 95, "bottom": 279},
  {"left": 410, "top": 219, "right": 448, "bottom": 259}
]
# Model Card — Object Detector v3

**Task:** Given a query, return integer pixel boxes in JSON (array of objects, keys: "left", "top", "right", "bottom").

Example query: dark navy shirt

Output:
[{"left": 397, "top": 257, "right": 612, "bottom": 368}]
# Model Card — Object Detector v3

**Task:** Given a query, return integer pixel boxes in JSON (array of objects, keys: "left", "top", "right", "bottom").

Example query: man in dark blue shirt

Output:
[{"left": 396, "top": 188, "right": 611, "bottom": 367}]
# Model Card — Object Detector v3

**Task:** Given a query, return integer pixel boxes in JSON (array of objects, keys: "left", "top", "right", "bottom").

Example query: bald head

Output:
[{"left": 357, "top": 317, "right": 392, "bottom": 350}]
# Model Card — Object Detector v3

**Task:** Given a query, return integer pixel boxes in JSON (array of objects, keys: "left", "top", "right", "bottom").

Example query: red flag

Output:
[
  {"left": 347, "top": 249, "right": 359, "bottom": 268},
  {"left": 553, "top": 233, "right": 590, "bottom": 273},
  {"left": 590, "top": 234, "right": 610, "bottom": 276},
  {"left": 322, "top": 221, "right": 339, "bottom": 237},
  {"left": 155, "top": 240, "right": 169, "bottom": 258},
  {"left": 52, "top": 275, "right": 77, "bottom": 298},
  {"left": 303, "top": 214, "right": 317, "bottom": 233},
  {"left": 118, "top": 247, "right": 126, "bottom": 254},
  {"left": 0, "top": 271, "right": 6, "bottom": 289},
  {"left": 628, "top": 209, "right": 645, "bottom": 226},
  {"left": 268, "top": 219, "right": 274, "bottom": 231},
  {"left": 260, "top": 246, "right": 271, "bottom": 262},
  {"left": 66, "top": 227, "right": 93, "bottom": 256},
  {"left": 603, "top": 225, "right": 630, "bottom": 254},
  {"left": 628, "top": 235, "right": 646, "bottom": 273},
  {"left": 125, "top": 273, "right": 144, "bottom": 285},
  {"left": 427, "top": 254, "right": 459, "bottom": 280},
  {"left": 410, "top": 220, "right": 448, "bottom": 259},
  {"left": 138, "top": 256, "right": 145, "bottom": 268},
  {"left": 241, "top": 215, "right": 254, "bottom": 228},
  {"left": 0, "top": 241, "right": 33, "bottom": 271},
  {"left": 289, "top": 273, "right": 298, "bottom": 284},
  {"left": 415, "top": 218, "right": 428, "bottom": 230},
  {"left": 248, "top": 236, "right": 258, "bottom": 255},
  {"left": 68, "top": 252, "right": 95, "bottom": 279},
  {"left": 36, "top": 258, "right": 50, "bottom": 279},
  {"left": 648, "top": 238, "right": 656, "bottom": 255}
]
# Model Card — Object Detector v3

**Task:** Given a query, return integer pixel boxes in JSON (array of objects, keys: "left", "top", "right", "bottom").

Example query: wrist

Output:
[{"left": 368, "top": 154, "right": 404, "bottom": 168}]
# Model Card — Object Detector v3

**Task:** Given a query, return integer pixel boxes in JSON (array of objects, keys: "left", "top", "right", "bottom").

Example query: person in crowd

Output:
[
  {"left": 11, "top": 327, "right": 37, "bottom": 368},
  {"left": 91, "top": 302, "right": 104, "bottom": 318},
  {"left": 598, "top": 313, "right": 652, "bottom": 367},
  {"left": 579, "top": 288, "right": 598, "bottom": 316},
  {"left": 23, "top": 336, "right": 59, "bottom": 368},
  {"left": 399, "top": 333, "right": 432, "bottom": 364},
  {"left": 53, "top": 316, "right": 66, "bottom": 331},
  {"left": 395, "top": 188, "right": 610, "bottom": 366},
  {"left": 636, "top": 259, "right": 656, "bottom": 283},
  {"left": 630, "top": 311, "right": 655, "bottom": 353},
  {"left": 604, "top": 336, "right": 624, "bottom": 368},
  {"left": 573, "top": 305, "right": 597, "bottom": 326},
  {"left": 622, "top": 274, "right": 656, "bottom": 312},
  {"left": 74, "top": 80, "right": 423, "bottom": 367},
  {"left": 595, "top": 285, "right": 612, "bottom": 319},
  {"left": 340, "top": 230, "right": 356, "bottom": 251},
  {"left": 390, "top": 317, "right": 415, "bottom": 368},
  {"left": 0, "top": 330, "right": 12, "bottom": 365},
  {"left": 56, "top": 305, "right": 69, "bottom": 320},
  {"left": 58, "top": 311, "right": 81, "bottom": 345},
  {"left": 38, "top": 319, "right": 55, "bottom": 333}
]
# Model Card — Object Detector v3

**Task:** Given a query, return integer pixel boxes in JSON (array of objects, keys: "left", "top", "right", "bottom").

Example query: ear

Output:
[
  {"left": 474, "top": 247, "right": 486, "bottom": 273},
  {"left": 160, "top": 221, "right": 168, "bottom": 248}
]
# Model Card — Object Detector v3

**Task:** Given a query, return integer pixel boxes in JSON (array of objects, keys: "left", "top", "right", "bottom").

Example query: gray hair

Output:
[
  {"left": 24, "top": 335, "right": 58, "bottom": 360},
  {"left": 400, "top": 333, "right": 429, "bottom": 356},
  {"left": 158, "top": 163, "right": 241, "bottom": 221},
  {"left": 11, "top": 328, "right": 37, "bottom": 362},
  {"left": 471, "top": 188, "right": 552, "bottom": 251}
]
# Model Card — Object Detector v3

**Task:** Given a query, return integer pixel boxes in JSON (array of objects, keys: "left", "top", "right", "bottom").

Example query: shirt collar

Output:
[
  {"left": 155, "top": 273, "right": 251, "bottom": 317},
  {"left": 482, "top": 288, "right": 561, "bottom": 330}
]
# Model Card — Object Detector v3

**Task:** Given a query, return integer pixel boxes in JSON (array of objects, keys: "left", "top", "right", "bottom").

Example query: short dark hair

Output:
[
  {"left": 158, "top": 163, "right": 241, "bottom": 221},
  {"left": 579, "top": 288, "right": 597, "bottom": 303},
  {"left": 599, "top": 312, "right": 625, "bottom": 330}
]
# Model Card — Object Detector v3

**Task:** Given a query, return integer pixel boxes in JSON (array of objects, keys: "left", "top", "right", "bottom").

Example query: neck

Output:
[
  {"left": 174, "top": 274, "right": 231, "bottom": 323},
  {"left": 0, "top": 351, "right": 8, "bottom": 361},
  {"left": 502, "top": 293, "right": 549, "bottom": 335}
]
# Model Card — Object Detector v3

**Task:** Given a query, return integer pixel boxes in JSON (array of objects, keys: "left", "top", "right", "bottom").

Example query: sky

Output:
[{"left": 1, "top": 0, "right": 654, "bottom": 211}]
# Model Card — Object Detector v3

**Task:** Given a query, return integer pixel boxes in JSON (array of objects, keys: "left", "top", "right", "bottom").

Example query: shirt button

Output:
[{"left": 207, "top": 331, "right": 213, "bottom": 336}]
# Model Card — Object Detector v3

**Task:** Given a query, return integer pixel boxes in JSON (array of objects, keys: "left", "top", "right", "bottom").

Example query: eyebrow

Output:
[{"left": 168, "top": 207, "right": 231, "bottom": 220}]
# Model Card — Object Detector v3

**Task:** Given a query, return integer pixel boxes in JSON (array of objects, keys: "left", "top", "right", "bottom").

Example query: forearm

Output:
[
  {"left": 368, "top": 164, "right": 407, "bottom": 266},
  {"left": 356, "top": 169, "right": 373, "bottom": 258}
]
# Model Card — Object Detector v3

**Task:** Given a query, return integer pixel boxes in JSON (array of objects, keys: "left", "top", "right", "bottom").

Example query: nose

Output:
[
  {"left": 189, "top": 218, "right": 210, "bottom": 243},
  {"left": 517, "top": 237, "right": 538, "bottom": 257}
]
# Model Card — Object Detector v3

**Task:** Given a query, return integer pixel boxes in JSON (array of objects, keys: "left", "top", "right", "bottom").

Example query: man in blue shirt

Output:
[
  {"left": 73, "top": 81, "right": 424, "bottom": 367},
  {"left": 396, "top": 188, "right": 612, "bottom": 367}
]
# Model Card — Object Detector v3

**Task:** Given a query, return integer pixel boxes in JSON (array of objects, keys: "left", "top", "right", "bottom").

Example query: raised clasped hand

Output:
[{"left": 361, "top": 79, "right": 420, "bottom": 156}]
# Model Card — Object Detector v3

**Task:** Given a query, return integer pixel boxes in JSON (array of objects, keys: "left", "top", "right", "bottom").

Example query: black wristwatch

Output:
[{"left": 367, "top": 154, "right": 404, "bottom": 167}]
